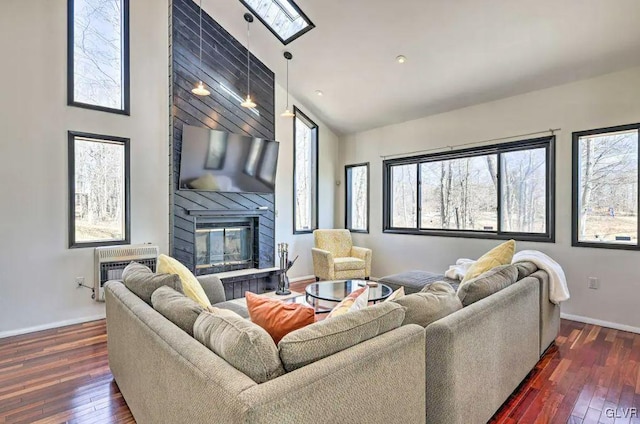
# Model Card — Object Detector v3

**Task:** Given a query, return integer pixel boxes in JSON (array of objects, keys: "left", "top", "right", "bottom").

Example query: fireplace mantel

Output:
[{"left": 187, "top": 208, "right": 269, "bottom": 218}]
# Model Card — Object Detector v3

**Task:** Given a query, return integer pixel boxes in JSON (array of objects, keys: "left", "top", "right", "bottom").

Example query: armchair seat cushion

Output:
[{"left": 333, "top": 257, "right": 366, "bottom": 272}]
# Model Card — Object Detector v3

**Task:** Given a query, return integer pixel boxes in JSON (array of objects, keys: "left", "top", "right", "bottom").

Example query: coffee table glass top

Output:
[{"left": 305, "top": 280, "right": 393, "bottom": 303}]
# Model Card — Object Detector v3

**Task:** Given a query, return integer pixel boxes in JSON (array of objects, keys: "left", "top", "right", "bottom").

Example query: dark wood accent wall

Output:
[{"left": 170, "top": 0, "right": 276, "bottom": 272}]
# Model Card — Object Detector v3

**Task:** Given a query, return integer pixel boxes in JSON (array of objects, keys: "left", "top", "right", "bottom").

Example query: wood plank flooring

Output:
[{"left": 1, "top": 310, "right": 639, "bottom": 423}]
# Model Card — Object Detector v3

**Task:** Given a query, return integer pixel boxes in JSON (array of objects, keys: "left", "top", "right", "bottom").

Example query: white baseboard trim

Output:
[
  {"left": 0, "top": 314, "right": 106, "bottom": 340},
  {"left": 561, "top": 313, "right": 640, "bottom": 335},
  {"left": 290, "top": 274, "right": 315, "bottom": 283}
]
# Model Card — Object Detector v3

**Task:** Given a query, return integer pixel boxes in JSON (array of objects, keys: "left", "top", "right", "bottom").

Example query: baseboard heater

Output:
[{"left": 94, "top": 244, "right": 159, "bottom": 302}]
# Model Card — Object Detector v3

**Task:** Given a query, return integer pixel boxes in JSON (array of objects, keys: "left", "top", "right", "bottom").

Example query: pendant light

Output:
[
  {"left": 191, "top": 0, "right": 210, "bottom": 96},
  {"left": 240, "top": 13, "right": 257, "bottom": 109},
  {"left": 281, "top": 51, "right": 295, "bottom": 118}
]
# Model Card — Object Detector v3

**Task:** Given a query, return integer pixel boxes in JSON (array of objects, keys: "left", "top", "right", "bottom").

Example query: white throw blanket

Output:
[
  {"left": 445, "top": 250, "right": 570, "bottom": 305},
  {"left": 444, "top": 258, "right": 476, "bottom": 280},
  {"left": 512, "top": 250, "right": 569, "bottom": 305}
]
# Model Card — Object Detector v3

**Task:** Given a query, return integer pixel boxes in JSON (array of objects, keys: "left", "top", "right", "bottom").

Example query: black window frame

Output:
[
  {"left": 383, "top": 136, "right": 555, "bottom": 242},
  {"left": 292, "top": 106, "right": 319, "bottom": 234},
  {"left": 67, "top": 0, "right": 131, "bottom": 115},
  {"left": 239, "top": 0, "right": 315, "bottom": 45},
  {"left": 68, "top": 131, "right": 131, "bottom": 249},
  {"left": 345, "top": 162, "right": 370, "bottom": 234},
  {"left": 572, "top": 123, "right": 640, "bottom": 250}
]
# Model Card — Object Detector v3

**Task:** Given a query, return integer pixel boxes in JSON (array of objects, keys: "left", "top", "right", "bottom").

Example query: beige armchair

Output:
[{"left": 312, "top": 229, "right": 372, "bottom": 281}]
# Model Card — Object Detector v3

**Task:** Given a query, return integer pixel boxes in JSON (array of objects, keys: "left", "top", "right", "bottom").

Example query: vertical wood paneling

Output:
[{"left": 170, "top": 0, "right": 276, "bottom": 274}]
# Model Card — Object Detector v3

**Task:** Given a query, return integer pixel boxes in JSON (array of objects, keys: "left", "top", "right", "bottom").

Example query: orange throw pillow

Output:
[{"left": 245, "top": 292, "right": 315, "bottom": 344}]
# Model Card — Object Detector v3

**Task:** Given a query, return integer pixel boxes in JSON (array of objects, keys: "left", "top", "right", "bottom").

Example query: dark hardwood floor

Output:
[{"left": 1, "top": 297, "right": 638, "bottom": 423}]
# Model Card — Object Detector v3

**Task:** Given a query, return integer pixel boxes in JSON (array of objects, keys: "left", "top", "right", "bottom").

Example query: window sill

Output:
[
  {"left": 572, "top": 241, "right": 640, "bottom": 251},
  {"left": 383, "top": 228, "right": 554, "bottom": 243}
]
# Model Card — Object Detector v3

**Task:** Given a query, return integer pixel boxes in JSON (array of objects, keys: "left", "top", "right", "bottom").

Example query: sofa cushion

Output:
[
  {"left": 326, "top": 287, "right": 369, "bottom": 319},
  {"left": 333, "top": 257, "right": 365, "bottom": 271},
  {"left": 157, "top": 254, "right": 212, "bottom": 308},
  {"left": 212, "top": 300, "right": 250, "bottom": 319},
  {"left": 151, "top": 286, "right": 203, "bottom": 336},
  {"left": 245, "top": 292, "right": 315, "bottom": 344},
  {"left": 457, "top": 264, "right": 519, "bottom": 306},
  {"left": 461, "top": 240, "right": 515, "bottom": 284},
  {"left": 392, "top": 282, "right": 462, "bottom": 327},
  {"left": 278, "top": 302, "right": 405, "bottom": 372},
  {"left": 514, "top": 261, "right": 538, "bottom": 280},
  {"left": 193, "top": 308, "right": 285, "bottom": 384},
  {"left": 379, "top": 270, "right": 460, "bottom": 294},
  {"left": 122, "top": 261, "right": 183, "bottom": 305}
]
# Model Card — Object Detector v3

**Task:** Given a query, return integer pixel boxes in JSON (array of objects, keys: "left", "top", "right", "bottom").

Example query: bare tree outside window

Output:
[
  {"left": 390, "top": 164, "right": 418, "bottom": 228},
  {"left": 293, "top": 109, "right": 318, "bottom": 233},
  {"left": 576, "top": 129, "right": 638, "bottom": 245},
  {"left": 70, "top": 0, "right": 128, "bottom": 112},
  {"left": 69, "top": 133, "right": 130, "bottom": 247},
  {"left": 346, "top": 164, "right": 368, "bottom": 232}
]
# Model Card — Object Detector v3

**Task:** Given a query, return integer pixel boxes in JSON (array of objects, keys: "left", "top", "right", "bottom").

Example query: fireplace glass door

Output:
[{"left": 195, "top": 224, "right": 253, "bottom": 269}]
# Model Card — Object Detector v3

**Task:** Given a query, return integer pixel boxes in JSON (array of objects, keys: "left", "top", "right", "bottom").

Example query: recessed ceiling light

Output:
[
  {"left": 315, "top": 90, "right": 323, "bottom": 96},
  {"left": 396, "top": 55, "right": 407, "bottom": 64}
]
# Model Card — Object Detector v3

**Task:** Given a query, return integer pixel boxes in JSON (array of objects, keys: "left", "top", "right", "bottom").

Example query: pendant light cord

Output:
[
  {"left": 246, "top": 20, "right": 251, "bottom": 98},
  {"left": 198, "top": 0, "right": 203, "bottom": 76},
  {"left": 286, "top": 58, "right": 289, "bottom": 109}
]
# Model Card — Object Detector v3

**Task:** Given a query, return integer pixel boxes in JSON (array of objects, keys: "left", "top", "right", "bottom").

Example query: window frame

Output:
[
  {"left": 571, "top": 123, "right": 640, "bottom": 250},
  {"left": 239, "top": 0, "right": 315, "bottom": 45},
  {"left": 345, "top": 162, "right": 370, "bottom": 234},
  {"left": 68, "top": 131, "right": 131, "bottom": 249},
  {"left": 292, "top": 106, "right": 319, "bottom": 235},
  {"left": 67, "top": 0, "right": 131, "bottom": 115},
  {"left": 382, "top": 136, "right": 555, "bottom": 242}
]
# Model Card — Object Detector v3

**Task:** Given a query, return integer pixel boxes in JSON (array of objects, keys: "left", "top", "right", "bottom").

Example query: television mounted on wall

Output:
[{"left": 179, "top": 125, "right": 279, "bottom": 194}]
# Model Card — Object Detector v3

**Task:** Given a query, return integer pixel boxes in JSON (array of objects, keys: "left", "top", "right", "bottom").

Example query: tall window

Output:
[
  {"left": 383, "top": 136, "right": 555, "bottom": 242},
  {"left": 573, "top": 124, "right": 639, "bottom": 249},
  {"left": 293, "top": 107, "right": 318, "bottom": 234},
  {"left": 69, "top": 132, "right": 130, "bottom": 248},
  {"left": 68, "top": 0, "right": 130, "bottom": 114},
  {"left": 346, "top": 163, "right": 369, "bottom": 233}
]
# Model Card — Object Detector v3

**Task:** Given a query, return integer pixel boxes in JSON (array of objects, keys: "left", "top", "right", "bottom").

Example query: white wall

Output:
[
  {"left": 274, "top": 83, "right": 339, "bottom": 280},
  {"left": 339, "top": 66, "right": 640, "bottom": 331},
  {"left": 0, "top": 0, "right": 170, "bottom": 337}
]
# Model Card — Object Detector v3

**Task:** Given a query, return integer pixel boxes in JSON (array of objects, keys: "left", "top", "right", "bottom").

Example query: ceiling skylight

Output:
[{"left": 240, "top": 0, "right": 315, "bottom": 45}]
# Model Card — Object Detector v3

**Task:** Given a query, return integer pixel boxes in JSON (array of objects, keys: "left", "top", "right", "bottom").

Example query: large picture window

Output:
[
  {"left": 383, "top": 136, "right": 555, "bottom": 242},
  {"left": 572, "top": 124, "right": 639, "bottom": 249},
  {"left": 68, "top": 0, "right": 130, "bottom": 114},
  {"left": 345, "top": 163, "right": 369, "bottom": 233},
  {"left": 293, "top": 107, "right": 318, "bottom": 234},
  {"left": 69, "top": 132, "right": 130, "bottom": 248}
]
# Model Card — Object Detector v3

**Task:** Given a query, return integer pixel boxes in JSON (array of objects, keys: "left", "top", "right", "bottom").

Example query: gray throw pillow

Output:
[
  {"left": 151, "top": 286, "right": 203, "bottom": 336},
  {"left": 278, "top": 302, "right": 405, "bottom": 372},
  {"left": 514, "top": 261, "right": 537, "bottom": 280},
  {"left": 457, "top": 264, "right": 519, "bottom": 306},
  {"left": 392, "top": 282, "right": 462, "bottom": 327},
  {"left": 194, "top": 308, "right": 285, "bottom": 384},
  {"left": 122, "top": 261, "right": 182, "bottom": 305}
]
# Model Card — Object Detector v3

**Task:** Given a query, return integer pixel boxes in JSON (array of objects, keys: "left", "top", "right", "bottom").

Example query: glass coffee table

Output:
[{"left": 305, "top": 280, "right": 393, "bottom": 314}]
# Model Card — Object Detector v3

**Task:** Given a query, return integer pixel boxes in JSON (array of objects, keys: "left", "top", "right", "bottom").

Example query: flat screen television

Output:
[{"left": 179, "top": 126, "right": 279, "bottom": 193}]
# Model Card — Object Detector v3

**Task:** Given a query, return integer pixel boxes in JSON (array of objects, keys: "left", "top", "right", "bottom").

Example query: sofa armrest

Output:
[
  {"left": 239, "top": 325, "right": 426, "bottom": 424},
  {"left": 424, "top": 277, "right": 540, "bottom": 424},
  {"left": 312, "top": 248, "right": 334, "bottom": 280},
  {"left": 351, "top": 246, "right": 372, "bottom": 277},
  {"left": 196, "top": 274, "right": 226, "bottom": 304}
]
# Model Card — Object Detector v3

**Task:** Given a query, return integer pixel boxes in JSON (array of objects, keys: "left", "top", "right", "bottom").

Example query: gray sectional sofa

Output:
[{"left": 104, "top": 262, "right": 558, "bottom": 424}]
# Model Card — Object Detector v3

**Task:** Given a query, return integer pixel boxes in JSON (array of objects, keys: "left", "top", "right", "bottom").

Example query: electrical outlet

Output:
[
  {"left": 588, "top": 277, "right": 599, "bottom": 290},
  {"left": 76, "top": 277, "right": 85, "bottom": 288}
]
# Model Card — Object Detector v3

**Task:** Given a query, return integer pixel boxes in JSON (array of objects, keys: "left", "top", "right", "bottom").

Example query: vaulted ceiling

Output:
[{"left": 201, "top": 0, "right": 640, "bottom": 135}]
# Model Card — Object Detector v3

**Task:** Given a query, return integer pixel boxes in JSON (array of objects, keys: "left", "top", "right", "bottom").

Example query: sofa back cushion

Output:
[
  {"left": 122, "top": 261, "right": 183, "bottom": 305},
  {"left": 392, "top": 282, "right": 462, "bottom": 327},
  {"left": 313, "top": 229, "right": 353, "bottom": 258},
  {"left": 193, "top": 308, "right": 285, "bottom": 384},
  {"left": 151, "top": 286, "right": 203, "bottom": 336},
  {"left": 514, "top": 261, "right": 538, "bottom": 280},
  {"left": 278, "top": 302, "right": 405, "bottom": 372},
  {"left": 457, "top": 264, "right": 519, "bottom": 306}
]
